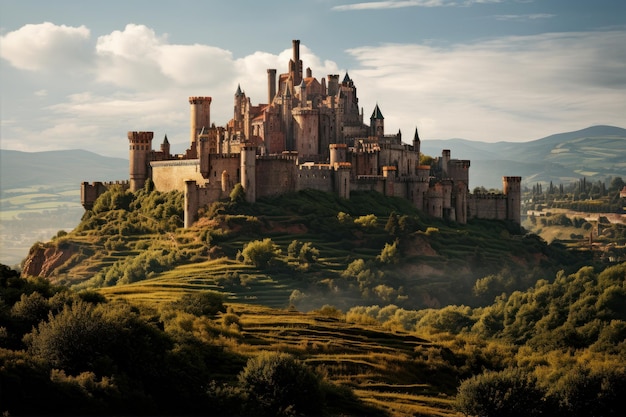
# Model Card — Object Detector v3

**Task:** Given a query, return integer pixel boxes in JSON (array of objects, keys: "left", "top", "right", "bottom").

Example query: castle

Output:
[{"left": 82, "top": 40, "right": 521, "bottom": 227}]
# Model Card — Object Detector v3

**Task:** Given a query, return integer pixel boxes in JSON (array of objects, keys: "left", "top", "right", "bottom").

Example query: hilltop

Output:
[{"left": 21, "top": 185, "right": 586, "bottom": 311}]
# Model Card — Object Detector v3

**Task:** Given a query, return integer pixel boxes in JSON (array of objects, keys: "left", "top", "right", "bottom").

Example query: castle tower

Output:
[
  {"left": 267, "top": 69, "right": 277, "bottom": 104},
  {"left": 329, "top": 143, "right": 347, "bottom": 166},
  {"left": 503, "top": 176, "right": 522, "bottom": 225},
  {"left": 413, "top": 127, "right": 421, "bottom": 156},
  {"left": 370, "top": 104, "right": 384, "bottom": 137},
  {"left": 327, "top": 74, "right": 339, "bottom": 97},
  {"left": 189, "top": 96, "right": 212, "bottom": 152},
  {"left": 291, "top": 39, "right": 302, "bottom": 86},
  {"left": 441, "top": 150, "right": 451, "bottom": 178},
  {"left": 241, "top": 145, "right": 257, "bottom": 203},
  {"left": 234, "top": 86, "right": 244, "bottom": 124},
  {"left": 128, "top": 131, "right": 154, "bottom": 192},
  {"left": 160, "top": 134, "right": 170, "bottom": 157}
]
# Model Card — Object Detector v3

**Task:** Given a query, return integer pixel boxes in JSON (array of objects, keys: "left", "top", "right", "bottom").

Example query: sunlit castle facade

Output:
[{"left": 81, "top": 39, "right": 521, "bottom": 228}]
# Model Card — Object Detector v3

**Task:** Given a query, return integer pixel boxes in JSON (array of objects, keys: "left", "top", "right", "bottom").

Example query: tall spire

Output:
[
  {"left": 414, "top": 127, "right": 420, "bottom": 142},
  {"left": 235, "top": 84, "right": 243, "bottom": 97}
]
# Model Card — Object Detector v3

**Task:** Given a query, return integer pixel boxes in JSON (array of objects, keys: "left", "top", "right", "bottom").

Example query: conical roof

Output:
[{"left": 370, "top": 104, "right": 384, "bottom": 120}]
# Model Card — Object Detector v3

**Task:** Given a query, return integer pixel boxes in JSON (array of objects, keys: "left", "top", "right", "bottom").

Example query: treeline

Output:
[
  {"left": 0, "top": 264, "right": 373, "bottom": 416},
  {"left": 527, "top": 176, "right": 625, "bottom": 213},
  {"left": 344, "top": 262, "right": 626, "bottom": 416}
]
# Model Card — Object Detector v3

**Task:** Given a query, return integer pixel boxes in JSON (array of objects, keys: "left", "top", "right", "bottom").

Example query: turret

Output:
[
  {"left": 413, "top": 127, "right": 421, "bottom": 156},
  {"left": 160, "top": 134, "right": 170, "bottom": 157},
  {"left": 441, "top": 149, "right": 451, "bottom": 178},
  {"left": 189, "top": 96, "right": 211, "bottom": 153},
  {"left": 503, "top": 176, "right": 522, "bottom": 225},
  {"left": 329, "top": 143, "right": 347, "bottom": 166},
  {"left": 128, "top": 131, "right": 154, "bottom": 192},
  {"left": 370, "top": 104, "right": 384, "bottom": 137},
  {"left": 327, "top": 74, "right": 339, "bottom": 96}
]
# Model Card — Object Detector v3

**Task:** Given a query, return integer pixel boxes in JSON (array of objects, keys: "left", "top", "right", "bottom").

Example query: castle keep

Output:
[{"left": 82, "top": 39, "right": 521, "bottom": 227}]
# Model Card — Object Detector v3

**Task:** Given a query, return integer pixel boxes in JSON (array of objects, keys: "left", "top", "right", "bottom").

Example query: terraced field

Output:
[{"left": 227, "top": 305, "right": 461, "bottom": 416}]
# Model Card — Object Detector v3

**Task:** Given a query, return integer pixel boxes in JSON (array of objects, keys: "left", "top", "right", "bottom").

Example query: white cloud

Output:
[
  {"left": 2, "top": 22, "right": 624, "bottom": 158},
  {"left": 332, "top": 0, "right": 501, "bottom": 11},
  {"left": 346, "top": 30, "right": 626, "bottom": 141},
  {"left": 0, "top": 22, "right": 91, "bottom": 71},
  {"left": 494, "top": 14, "right": 555, "bottom": 21}
]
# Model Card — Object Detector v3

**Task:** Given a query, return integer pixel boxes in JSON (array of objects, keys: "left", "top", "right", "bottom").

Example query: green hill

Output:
[{"left": 22, "top": 186, "right": 588, "bottom": 311}]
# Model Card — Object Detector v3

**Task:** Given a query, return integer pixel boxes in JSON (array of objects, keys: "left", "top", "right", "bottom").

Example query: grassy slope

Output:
[
  {"left": 44, "top": 189, "right": 587, "bottom": 311},
  {"left": 24, "top": 189, "right": 602, "bottom": 416}
]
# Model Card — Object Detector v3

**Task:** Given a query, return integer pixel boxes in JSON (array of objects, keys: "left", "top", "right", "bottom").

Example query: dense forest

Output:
[{"left": 3, "top": 183, "right": 625, "bottom": 416}]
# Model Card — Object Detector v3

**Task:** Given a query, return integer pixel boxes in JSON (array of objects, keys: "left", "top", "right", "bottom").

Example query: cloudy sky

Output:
[{"left": 1, "top": 0, "right": 625, "bottom": 158}]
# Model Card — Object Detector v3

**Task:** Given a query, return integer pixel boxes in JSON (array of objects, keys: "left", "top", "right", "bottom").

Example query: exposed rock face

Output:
[{"left": 21, "top": 243, "right": 76, "bottom": 278}]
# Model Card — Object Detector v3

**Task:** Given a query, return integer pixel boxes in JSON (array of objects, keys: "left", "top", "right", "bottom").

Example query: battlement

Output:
[
  {"left": 127, "top": 131, "right": 154, "bottom": 142},
  {"left": 189, "top": 96, "right": 212, "bottom": 104},
  {"left": 471, "top": 192, "right": 507, "bottom": 200},
  {"left": 151, "top": 159, "right": 200, "bottom": 168}
]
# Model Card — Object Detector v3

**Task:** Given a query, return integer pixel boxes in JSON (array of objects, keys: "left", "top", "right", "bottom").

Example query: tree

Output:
[
  {"left": 238, "top": 352, "right": 324, "bottom": 416},
  {"left": 377, "top": 239, "right": 400, "bottom": 264},
  {"left": 230, "top": 183, "right": 246, "bottom": 203},
  {"left": 169, "top": 291, "right": 226, "bottom": 317},
  {"left": 242, "top": 238, "right": 281, "bottom": 268},
  {"left": 455, "top": 368, "right": 546, "bottom": 417},
  {"left": 298, "top": 242, "right": 319, "bottom": 264}
]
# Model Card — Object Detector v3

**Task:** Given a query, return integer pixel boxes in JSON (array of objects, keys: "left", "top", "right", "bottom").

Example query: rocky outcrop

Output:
[{"left": 21, "top": 242, "right": 77, "bottom": 278}]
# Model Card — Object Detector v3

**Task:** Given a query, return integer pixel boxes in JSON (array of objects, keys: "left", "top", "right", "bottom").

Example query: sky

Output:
[{"left": 1, "top": 0, "right": 625, "bottom": 159}]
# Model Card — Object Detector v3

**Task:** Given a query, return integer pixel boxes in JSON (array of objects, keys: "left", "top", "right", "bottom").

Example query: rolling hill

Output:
[{"left": 420, "top": 125, "right": 626, "bottom": 189}]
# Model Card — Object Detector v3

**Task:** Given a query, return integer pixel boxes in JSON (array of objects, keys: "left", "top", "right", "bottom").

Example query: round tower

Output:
[
  {"left": 240, "top": 145, "right": 257, "bottom": 203},
  {"left": 329, "top": 143, "right": 347, "bottom": 166},
  {"left": 503, "top": 176, "right": 522, "bottom": 225},
  {"left": 128, "top": 131, "right": 154, "bottom": 192},
  {"left": 189, "top": 96, "right": 212, "bottom": 150}
]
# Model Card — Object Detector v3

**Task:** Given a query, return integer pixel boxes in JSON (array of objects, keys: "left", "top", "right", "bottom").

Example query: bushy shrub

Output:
[
  {"left": 238, "top": 352, "right": 324, "bottom": 416},
  {"left": 242, "top": 238, "right": 281, "bottom": 269},
  {"left": 354, "top": 214, "right": 378, "bottom": 229},
  {"left": 455, "top": 368, "right": 546, "bottom": 417}
]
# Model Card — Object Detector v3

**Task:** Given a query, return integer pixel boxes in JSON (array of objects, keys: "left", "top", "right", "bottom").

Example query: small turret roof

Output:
[
  {"left": 370, "top": 104, "right": 384, "bottom": 120},
  {"left": 235, "top": 84, "right": 243, "bottom": 96},
  {"left": 414, "top": 127, "right": 420, "bottom": 142},
  {"left": 342, "top": 72, "right": 352, "bottom": 83},
  {"left": 163, "top": 134, "right": 169, "bottom": 144}
]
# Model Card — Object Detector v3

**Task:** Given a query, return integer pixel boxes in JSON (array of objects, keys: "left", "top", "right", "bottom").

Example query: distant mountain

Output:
[
  {"left": 420, "top": 125, "right": 626, "bottom": 189},
  {"left": 0, "top": 149, "right": 128, "bottom": 191},
  {"left": 1, "top": 124, "right": 625, "bottom": 194}
]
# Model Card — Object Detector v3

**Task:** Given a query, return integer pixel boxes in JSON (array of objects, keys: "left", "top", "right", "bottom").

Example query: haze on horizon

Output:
[{"left": 1, "top": 0, "right": 625, "bottom": 159}]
